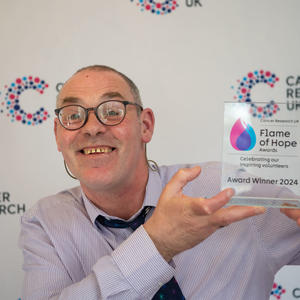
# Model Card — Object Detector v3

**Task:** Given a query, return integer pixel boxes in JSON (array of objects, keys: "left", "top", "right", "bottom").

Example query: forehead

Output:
[{"left": 58, "top": 70, "right": 133, "bottom": 107}]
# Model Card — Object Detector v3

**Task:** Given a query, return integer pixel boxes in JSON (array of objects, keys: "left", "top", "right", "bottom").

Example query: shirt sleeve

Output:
[{"left": 20, "top": 215, "right": 174, "bottom": 300}]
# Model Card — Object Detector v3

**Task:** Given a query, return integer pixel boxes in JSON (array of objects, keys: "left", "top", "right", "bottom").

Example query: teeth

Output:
[{"left": 83, "top": 147, "right": 113, "bottom": 155}]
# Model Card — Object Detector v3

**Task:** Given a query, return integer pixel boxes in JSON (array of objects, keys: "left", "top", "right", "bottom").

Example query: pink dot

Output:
[
  {"left": 146, "top": 4, "right": 151, "bottom": 10},
  {"left": 260, "top": 70, "right": 264, "bottom": 74},
  {"left": 16, "top": 78, "right": 22, "bottom": 84},
  {"left": 257, "top": 107, "right": 263, "bottom": 112},
  {"left": 156, "top": 3, "right": 161, "bottom": 8},
  {"left": 16, "top": 115, "right": 22, "bottom": 121},
  {"left": 27, "top": 113, "right": 32, "bottom": 119},
  {"left": 40, "top": 91, "right": 44, "bottom": 94},
  {"left": 173, "top": 0, "right": 177, "bottom": 4},
  {"left": 44, "top": 111, "right": 48, "bottom": 115},
  {"left": 45, "top": 84, "right": 49, "bottom": 88},
  {"left": 9, "top": 94, "right": 15, "bottom": 100},
  {"left": 29, "top": 76, "right": 33, "bottom": 80},
  {"left": 241, "top": 88, "right": 247, "bottom": 94},
  {"left": 34, "top": 77, "right": 40, "bottom": 83},
  {"left": 282, "top": 289, "right": 286, "bottom": 293},
  {"left": 172, "top": 6, "right": 175, "bottom": 9},
  {"left": 270, "top": 84, "right": 274, "bottom": 87},
  {"left": 265, "top": 71, "right": 271, "bottom": 77},
  {"left": 43, "top": 116, "right": 47, "bottom": 120},
  {"left": 276, "top": 77, "right": 279, "bottom": 81},
  {"left": 248, "top": 72, "right": 253, "bottom": 78}
]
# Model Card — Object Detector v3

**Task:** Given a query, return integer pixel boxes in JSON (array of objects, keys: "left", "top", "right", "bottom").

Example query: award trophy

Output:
[{"left": 222, "top": 102, "right": 300, "bottom": 208}]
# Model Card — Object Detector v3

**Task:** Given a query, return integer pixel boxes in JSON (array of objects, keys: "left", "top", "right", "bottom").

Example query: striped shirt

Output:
[{"left": 19, "top": 162, "right": 300, "bottom": 300}]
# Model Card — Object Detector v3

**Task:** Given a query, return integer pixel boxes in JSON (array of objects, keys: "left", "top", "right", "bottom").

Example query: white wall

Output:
[{"left": 0, "top": 1, "right": 299, "bottom": 299}]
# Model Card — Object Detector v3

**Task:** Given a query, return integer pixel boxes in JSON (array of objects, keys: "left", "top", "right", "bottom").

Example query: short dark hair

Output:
[{"left": 75, "top": 65, "right": 143, "bottom": 107}]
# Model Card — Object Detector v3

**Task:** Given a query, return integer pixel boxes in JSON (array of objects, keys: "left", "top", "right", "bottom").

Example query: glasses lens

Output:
[
  {"left": 59, "top": 106, "right": 86, "bottom": 129},
  {"left": 97, "top": 101, "right": 125, "bottom": 125}
]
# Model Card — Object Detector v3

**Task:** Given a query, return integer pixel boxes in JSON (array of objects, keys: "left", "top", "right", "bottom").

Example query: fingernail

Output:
[
  {"left": 254, "top": 206, "right": 266, "bottom": 214},
  {"left": 226, "top": 188, "right": 235, "bottom": 198}
]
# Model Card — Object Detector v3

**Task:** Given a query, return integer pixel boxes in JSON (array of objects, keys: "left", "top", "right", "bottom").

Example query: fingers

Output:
[
  {"left": 280, "top": 208, "right": 300, "bottom": 226},
  {"left": 190, "top": 188, "right": 235, "bottom": 216},
  {"left": 211, "top": 206, "right": 266, "bottom": 227},
  {"left": 164, "top": 166, "right": 202, "bottom": 196}
]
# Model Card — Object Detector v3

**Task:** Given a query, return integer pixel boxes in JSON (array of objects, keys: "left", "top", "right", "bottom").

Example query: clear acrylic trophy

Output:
[{"left": 222, "top": 102, "right": 300, "bottom": 208}]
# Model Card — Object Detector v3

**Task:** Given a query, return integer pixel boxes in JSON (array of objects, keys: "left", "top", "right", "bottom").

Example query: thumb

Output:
[{"left": 164, "top": 166, "right": 201, "bottom": 197}]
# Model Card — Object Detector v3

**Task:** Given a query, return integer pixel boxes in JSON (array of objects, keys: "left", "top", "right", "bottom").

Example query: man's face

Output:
[{"left": 54, "top": 70, "right": 154, "bottom": 193}]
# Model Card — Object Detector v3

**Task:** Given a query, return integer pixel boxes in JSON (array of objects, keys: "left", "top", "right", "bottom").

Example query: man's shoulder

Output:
[
  {"left": 158, "top": 161, "right": 222, "bottom": 180},
  {"left": 158, "top": 161, "right": 222, "bottom": 198},
  {"left": 22, "top": 186, "right": 84, "bottom": 221}
]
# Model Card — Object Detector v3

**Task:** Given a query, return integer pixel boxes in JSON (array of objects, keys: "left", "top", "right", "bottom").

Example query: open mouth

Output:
[{"left": 79, "top": 146, "right": 116, "bottom": 155}]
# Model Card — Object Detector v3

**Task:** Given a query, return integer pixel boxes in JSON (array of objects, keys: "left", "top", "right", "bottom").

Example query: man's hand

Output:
[
  {"left": 144, "top": 166, "right": 266, "bottom": 262},
  {"left": 280, "top": 208, "right": 300, "bottom": 226}
]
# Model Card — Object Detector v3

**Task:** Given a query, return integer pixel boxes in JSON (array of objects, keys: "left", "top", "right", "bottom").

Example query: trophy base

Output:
[{"left": 227, "top": 196, "right": 300, "bottom": 209}]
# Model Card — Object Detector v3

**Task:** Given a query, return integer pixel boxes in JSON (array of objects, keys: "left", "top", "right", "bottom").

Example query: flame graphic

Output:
[{"left": 230, "top": 119, "right": 256, "bottom": 151}]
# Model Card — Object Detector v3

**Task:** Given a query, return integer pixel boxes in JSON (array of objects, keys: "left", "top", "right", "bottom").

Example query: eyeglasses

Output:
[{"left": 54, "top": 100, "right": 143, "bottom": 130}]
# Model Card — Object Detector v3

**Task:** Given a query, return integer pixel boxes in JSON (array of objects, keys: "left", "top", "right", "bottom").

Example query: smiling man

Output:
[{"left": 20, "top": 65, "right": 300, "bottom": 300}]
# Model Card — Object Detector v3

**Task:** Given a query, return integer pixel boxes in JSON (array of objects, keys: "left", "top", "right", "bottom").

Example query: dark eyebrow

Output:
[
  {"left": 59, "top": 92, "right": 126, "bottom": 107},
  {"left": 60, "top": 96, "right": 81, "bottom": 106},
  {"left": 100, "top": 92, "right": 125, "bottom": 100}
]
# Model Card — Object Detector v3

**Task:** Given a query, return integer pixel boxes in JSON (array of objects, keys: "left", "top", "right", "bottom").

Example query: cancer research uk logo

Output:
[
  {"left": 232, "top": 70, "right": 280, "bottom": 119},
  {"left": 130, "top": 0, "right": 179, "bottom": 15},
  {"left": 130, "top": 0, "right": 202, "bottom": 15},
  {"left": 271, "top": 282, "right": 286, "bottom": 299},
  {"left": 0, "top": 75, "right": 50, "bottom": 126},
  {"left": 230, "top": 119, "right": 256, "bottom": 151}
]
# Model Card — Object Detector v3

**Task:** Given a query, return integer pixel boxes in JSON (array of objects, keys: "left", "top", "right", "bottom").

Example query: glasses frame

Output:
[{"left": 54, "top": 100, "right": 143, "bottom": 131}]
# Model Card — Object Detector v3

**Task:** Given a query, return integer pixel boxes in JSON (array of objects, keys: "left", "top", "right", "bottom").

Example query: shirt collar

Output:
[{"left": 82, "top": 166, "right": 163, "bottom": 225}]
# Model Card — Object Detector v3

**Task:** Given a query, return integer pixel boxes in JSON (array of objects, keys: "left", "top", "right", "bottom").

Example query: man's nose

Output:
[{"left": 81, "top": 110, "right": 107, "bottom": 136}]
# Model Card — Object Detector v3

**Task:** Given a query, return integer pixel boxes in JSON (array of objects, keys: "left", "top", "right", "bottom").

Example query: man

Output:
[{"left": 20, "top": 65, "right": 300, "bottom": 300}]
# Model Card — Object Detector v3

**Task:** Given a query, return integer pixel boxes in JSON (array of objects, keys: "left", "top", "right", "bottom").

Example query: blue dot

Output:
[
  {"left": 8, "top": 88, "right": 12, "bottom": 92},
  {"left": 41, "top": 80, "right": 45, "bottom": 84},
  {"left": 14, "top": 105, "right": 20, "bottom": 110},
  {"left": 156, "top": 10, "right": 160, "bottom": 14},
  {"left": 11, "top": 83, "right": 15, "bottom": 87},
  {"left": 30, "top": 81, "right": 33, "bottom": 85},
  {"left": 7, "top": 101, "right": 11, "bottom": 105},
  {"left": 245, "top": 98, "right": 251, "bottom": 102},
  {"left": 27, "top": 121, "right": 31, "bottom": 125},
  {"left": 243, "top": 77, "right": 247, "bottom": 81},
  {"left": 39, "top": 120, "right": 42, "bottom": 123},
  {"left": 9, "top": 109, "right": 14, "bottom": 114},
  {"left": 22, "top": 120, "right": 26, "bottom": 124}
]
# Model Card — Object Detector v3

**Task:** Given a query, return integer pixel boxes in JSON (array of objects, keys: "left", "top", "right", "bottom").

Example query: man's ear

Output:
[
  {"left": 54, "top": 118, "right": 62, "bottom": 152},
  {"left": 140, "top": 108, "right": 155, "bottom": 143}
]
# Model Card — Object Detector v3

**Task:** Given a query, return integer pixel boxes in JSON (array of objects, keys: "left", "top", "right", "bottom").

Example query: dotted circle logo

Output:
[
  {"left": 270, "top": 283, "right": 286, "bottom": 299},
  {"left": 230, "top": 119, "right": 256, "bottom": 151},
  {"left": 130, "top": 0, "right": 179, "bottom": 15},
  {"left": 233, "top": 70, "right": 280, "bottom": 119},
  {"left": 1, "top": 76, "right": 50, "bottom": 125}
]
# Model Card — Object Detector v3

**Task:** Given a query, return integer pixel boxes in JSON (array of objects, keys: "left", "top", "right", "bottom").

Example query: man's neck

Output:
[{"left": 82, "top": 166, "right": 149, "bottom": 220}]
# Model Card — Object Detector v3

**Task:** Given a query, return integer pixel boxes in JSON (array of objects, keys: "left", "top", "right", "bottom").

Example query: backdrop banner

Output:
[{"left": 0, "top": 1, "right": 299, "bottom": 299}]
